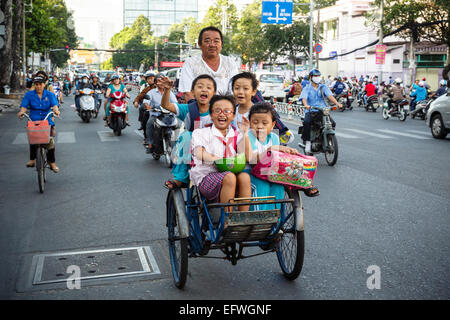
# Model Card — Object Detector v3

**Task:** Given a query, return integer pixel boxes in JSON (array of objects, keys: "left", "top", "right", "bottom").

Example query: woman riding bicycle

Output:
[{"left": 17, "top": 75, "right": 61, "bottom": 173}]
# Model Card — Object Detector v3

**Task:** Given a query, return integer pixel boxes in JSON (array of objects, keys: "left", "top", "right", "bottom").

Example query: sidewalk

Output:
[{"left": 0, "top": 91, "right": 26, "bottom": 113}]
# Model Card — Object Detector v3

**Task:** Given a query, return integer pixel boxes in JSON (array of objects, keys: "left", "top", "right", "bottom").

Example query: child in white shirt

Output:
[{"left": 191, "top": 95, "right": 251, "bottom": 211}]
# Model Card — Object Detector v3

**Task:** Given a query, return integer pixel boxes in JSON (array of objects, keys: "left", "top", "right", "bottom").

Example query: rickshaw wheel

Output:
[
  {"left": 167, "top": 191, "right": 188, "bottom": 289},
  {"left": 276, "top": 188, "right": 305, "bottom": 280}
]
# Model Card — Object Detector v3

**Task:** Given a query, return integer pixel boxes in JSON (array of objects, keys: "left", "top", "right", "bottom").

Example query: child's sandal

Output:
[{"left": 303, "top": 186, "right": 320, "bottom": 197}]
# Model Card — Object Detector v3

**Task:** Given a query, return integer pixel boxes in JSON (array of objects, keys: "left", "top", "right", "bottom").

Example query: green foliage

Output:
[
  {"left": 100, "top": 58, "right": 113, "bottom": 70},
  {"left": 26, "top": 0, "right": 78, "bottom": 68}
]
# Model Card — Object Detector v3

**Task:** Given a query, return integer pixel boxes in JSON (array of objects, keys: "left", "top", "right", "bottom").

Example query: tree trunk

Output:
[
  {"left": 10, "top": 0, "right": 23, "bottom": 90},
  {"left": 0, "top": 0, "right": 13, "bottom": 90}
]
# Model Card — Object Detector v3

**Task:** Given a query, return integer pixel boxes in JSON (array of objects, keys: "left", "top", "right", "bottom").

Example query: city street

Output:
[{"left": 0, "top": 92, "right": 449, "bottom": 300}]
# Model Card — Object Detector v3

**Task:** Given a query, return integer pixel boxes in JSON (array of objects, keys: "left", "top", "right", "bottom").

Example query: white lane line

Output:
[
  {"left": 135, "top": 130, "right": 144, "bottom": 139},
  {"left": 405, "top": 129, "right": 430, "bottom": 136},
  {"left": 56, "top": 131, "right": 76, "bottom": 143},
  {"left": 342, "top": 128, "right": 393, "bottom": 139},
  {"left": 377, "top": 129, "right": 431, "bottom": 140},
  {"left": 12, "top": 133, "right": 28, "bottom": 144},
  {"left": 97, "top": 130, "right": 119, "bottom": 142},
  {"left": 335, "top": 132, "right": 359, "bottom": 139}
]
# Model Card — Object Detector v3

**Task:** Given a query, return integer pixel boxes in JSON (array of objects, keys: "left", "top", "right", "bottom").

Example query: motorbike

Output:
[
  {"left": 362, "top": 94, "right": 380, "bottom": 112},
  {"left": 148, "top": 106, "right": 179, "bottom": 168},
  {"left": 108, "top": 91, "right": 128, "bottom": 136},
  {"left": 78, "top": 88, "right": 96, "bottom": 123},
  {"left": 382, "top": 96, "right": 408, "bottom": 121},
  {"left": 298, "top": 106, "right": 338, "bottom": 166},
  {"left": 63, "top": 80, "right": 70, "bottom": 96},
  {"left": 335, "top": 90, "right": 353, "bottom": 111},
  {"left": 93, "top": 89, "right": 103, "bottom": 119},
  {"left": 411, "top": 98, "right": 435, "bottom": 120}
]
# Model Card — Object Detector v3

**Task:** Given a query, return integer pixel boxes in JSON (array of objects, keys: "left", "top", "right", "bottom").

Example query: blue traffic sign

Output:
[
  {"left": 314, "top": 43, "right": 323, "bottom": 54},
  {"left": 261, "top": 0, "right": 293, "bottom": 25},
  {"left": 329, "top": 51, "right": 338, "bottom": 60}
]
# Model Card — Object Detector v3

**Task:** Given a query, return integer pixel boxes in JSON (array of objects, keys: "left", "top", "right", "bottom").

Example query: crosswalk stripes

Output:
[
  {"left": 10, "top": 127, "right": 434, "bottom": 144},
  {"left": 341, "top": 128, "right": 393, "bottom": 139},
  {"left": 376, "top": 129, "right": 431, "bottom": 140},
  {"left": 97, "top": 130, "right": 119, "bottom": 142}
]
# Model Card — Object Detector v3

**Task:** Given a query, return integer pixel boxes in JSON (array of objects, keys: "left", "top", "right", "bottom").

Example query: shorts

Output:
[{"left": 198, "top": 171, "right": 232, "bottom": 202}]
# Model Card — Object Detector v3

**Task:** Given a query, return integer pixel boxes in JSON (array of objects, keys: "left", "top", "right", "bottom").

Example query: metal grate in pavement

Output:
[{"left": 32, "top": 246, "right": 160, "bottom": 285}]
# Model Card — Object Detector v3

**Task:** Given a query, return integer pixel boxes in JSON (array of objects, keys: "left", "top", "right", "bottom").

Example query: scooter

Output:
[
  {"left": 364, "top": 94, "right": 380, "bottom": 112},
  {"left": 78, "top": 88, "right": 96, "bottom": 123},
  {"left": 382, "top": 97, "right": 408, "bottom": 121},
  {"left": 63, "top": 80, "right": 70, "bottom": 96},
  {"left": 298, "top": 106, "right": 339, "bottom": 166},
  {"left": 335, "top": 90, "right": 353, "bottom": 111},
  {"left": 149, "top": 106, "right": 179, "bottom": 168},
  {"left": 411, "top": 98, "right": 434, "bottom": 120},
  {"left": 93, "top": 89, "right": 103, "bottom": 119},
  {"left": 108, "top": 91, "right": 128, "bottom": 136}
]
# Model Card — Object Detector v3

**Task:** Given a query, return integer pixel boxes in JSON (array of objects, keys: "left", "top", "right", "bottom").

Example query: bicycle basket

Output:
[{"left": 27, "top": 120, "right": 50, "bottom": 144}]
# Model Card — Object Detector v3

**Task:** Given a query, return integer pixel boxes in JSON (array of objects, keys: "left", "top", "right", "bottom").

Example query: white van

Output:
[
  {"left": 164, "top": 68, "right": 182, "bottom": 82},
  {"left": 256, "top": 71, "right": 286, "bottom": 102}
]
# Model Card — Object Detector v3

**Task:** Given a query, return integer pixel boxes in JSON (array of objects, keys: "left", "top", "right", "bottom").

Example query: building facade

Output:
[{"left": 123, "top": 0, "right": 198, "bottom": 36}]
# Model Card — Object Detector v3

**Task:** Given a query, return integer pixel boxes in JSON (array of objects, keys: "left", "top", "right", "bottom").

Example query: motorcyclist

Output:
[
  {"left": 387, "top": 78, "right": 406, "bottom": 113},
  {"left": 105, "top": 73, "right": 131, "bottom": 126},
  {"left": 430, "top": 80, "right": 448, "bottom": 99},
  {"left": 300, "top": 69, "right": 342, "bottom": 154},
  {"left": 286, "top": 77, "right": 302, "bottom": 101},
  {"left": 142, "top": 74, "right": 178, "bottom": 153},
  {"left": 332, "top": 76, "right": 346, "bottom": 100},
  {"left": 410, "top": 81, "right": 427, "bottom": 111},
  {"left": 51, "top": 75, "right": 64, "bottom": 105},
  {"left": 91, "top": 73, "right": 103, "bottom": 113},
  {"left": 133, "top": 71, "right": 157, "bottom": 132},
  {"left": 75, "top": 74, "right": 94, "bottom": 114},
  {"left": 363, "top": 79, "right": 376, "bottom": 105}
]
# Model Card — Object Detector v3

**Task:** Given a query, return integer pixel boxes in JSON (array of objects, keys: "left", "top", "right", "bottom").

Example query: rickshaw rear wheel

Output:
[
  {"left": 276, "top": 188, "right": 304, "bottom": 280},
  {"left": 167, "top": 191, "right": 188, "bottom": 289}
]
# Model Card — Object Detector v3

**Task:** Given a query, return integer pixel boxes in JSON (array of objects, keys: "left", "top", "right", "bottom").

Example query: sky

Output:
[{"left": 63, "top": 0, "right": 251, "bottom": 48}]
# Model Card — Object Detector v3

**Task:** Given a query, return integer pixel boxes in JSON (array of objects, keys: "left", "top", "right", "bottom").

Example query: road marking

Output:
[
  {"left": 342, "top": 128, "right": 393, "bottom": 139},
  {"left": 377, "top": 129, "right": 431, "bottom": 140},
  {"left": 12, "top": 133, "right": 28, "bottom": 144},
  {"left": 405, "top": 129, "right": 430, "bottom": 136},
  {"left": 97, "top": 130, "right": 119, "bottom": 142},
  {"left": 335, "top": 132, "right": 359, "bottom": 139},
  {"left": 56, "top": 131, "right": 76, "bottom": 143},
  {"left": 134, "top": 130, "right": 144, "bottom": 139}
]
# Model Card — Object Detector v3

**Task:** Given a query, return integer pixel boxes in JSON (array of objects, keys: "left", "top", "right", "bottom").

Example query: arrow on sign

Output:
[{"left": 267, "top": 4, "right": 287, "bottom": 22}]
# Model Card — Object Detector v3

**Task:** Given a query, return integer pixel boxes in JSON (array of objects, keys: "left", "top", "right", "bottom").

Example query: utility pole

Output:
[
  {"left": 179, "top": 38, "right": 182, "bottom": 62},
  {"left": 316, "top": 7, "right": 320, "bottom": 70},
  {"left": 378, "top": 0, "right": 384, "bottom": 84},
  {"left": 155, "top": 40, "right": 158, "bottom": 71},
  {"left": 309, "top": 0, "right": 314, "bottom": 70}
]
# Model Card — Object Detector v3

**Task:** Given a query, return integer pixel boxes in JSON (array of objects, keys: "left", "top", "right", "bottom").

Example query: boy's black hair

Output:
[
  {"left": 191, "top": 74, "right": 217, "bottom": 92},
  {"left": 248, "top": 102, "right": 277, "bottom": 122},
  {"left": 231, "top": 72, "right": 258, "bottom": 91},
  {"left": 209, "top": 94, "right": 236, "bottom": 114},
  {"left": 198, "top": 26, "right": 224, "bottom": 45}
]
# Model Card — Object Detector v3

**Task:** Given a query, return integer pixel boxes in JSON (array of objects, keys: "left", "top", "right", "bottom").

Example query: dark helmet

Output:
[
  {"left": 32, "top": 75, "right": 46, "bottom": 84},
  {"left": 309, "top": 69, "right": 321, "bottom": 78}
]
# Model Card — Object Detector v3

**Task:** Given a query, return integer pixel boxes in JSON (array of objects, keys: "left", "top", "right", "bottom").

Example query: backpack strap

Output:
[{"left": 187, "top": 100, "right": 201, "bottom": 132}]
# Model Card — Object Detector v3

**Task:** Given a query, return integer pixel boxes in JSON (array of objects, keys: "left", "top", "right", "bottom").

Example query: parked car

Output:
[
  {"left": 426, "top": 88, "right": 450, "bottom": 139},
  {"left": 256, "top": 72, "right": 286, "bottom": 102}
]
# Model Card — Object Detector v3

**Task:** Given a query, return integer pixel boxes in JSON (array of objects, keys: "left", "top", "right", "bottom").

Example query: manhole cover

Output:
[{"left": 32, "top": 246, "right": 160, "bottom": 285}]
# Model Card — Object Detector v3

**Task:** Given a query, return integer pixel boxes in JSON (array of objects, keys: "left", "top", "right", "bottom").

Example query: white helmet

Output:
[
  {"left": 395, "top": 77, "right": 402, "bottom": 84},
  {"left": 440, "top": 79, "right": 447, "bottom": 86},
  {"left": 418, "top": 81, "right": 425, "bottom": 87}
]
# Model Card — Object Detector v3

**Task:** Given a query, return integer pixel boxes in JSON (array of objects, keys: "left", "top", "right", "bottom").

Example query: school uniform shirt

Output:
[
  {"left": 190, "top": 125, "right": 243, "bottom": 186},
  {"left": 174, "top": 103, "right": 212, "bottom": 130},
  {"left": 232, "top": 105, "right": 250, "bottom": 130},
  {"left": 246, "top": 131, "right": 279, "bottom": 170},
  {"left": 178, "top": 54, "right": 240, "bottom": 94},
  {"left": 20, "top": 89, "right": 59, "bottom": 126}
]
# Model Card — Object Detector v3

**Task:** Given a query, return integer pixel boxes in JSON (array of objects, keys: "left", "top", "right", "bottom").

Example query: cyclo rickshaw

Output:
[{"left": 166, "top": 182, "right": 305, "bottom": 289}]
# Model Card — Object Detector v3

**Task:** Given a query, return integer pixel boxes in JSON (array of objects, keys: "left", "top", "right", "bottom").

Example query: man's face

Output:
[{"left": 199, "top": 30, "right": 222, "bottom": 58}]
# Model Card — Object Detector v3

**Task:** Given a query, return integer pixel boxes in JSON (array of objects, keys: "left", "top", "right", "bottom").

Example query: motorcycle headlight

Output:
[{"left": 323, "top": 108, "right": 330, "bottom": 116}]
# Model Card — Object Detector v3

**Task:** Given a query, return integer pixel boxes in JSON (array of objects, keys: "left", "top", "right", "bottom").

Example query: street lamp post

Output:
[{"left": 23, "top": 0, "right": 32, "bottom": 85}]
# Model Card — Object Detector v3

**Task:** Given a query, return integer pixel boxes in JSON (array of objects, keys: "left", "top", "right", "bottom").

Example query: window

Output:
[
  {"left": 393, "top": 59, "right": 400, "bottom": 64},
  {"left": 260, "top": 74, "right": 284, "bottom": 83},
  {"left": 416, "top": 54, "right": 446, "bottom": 68}
]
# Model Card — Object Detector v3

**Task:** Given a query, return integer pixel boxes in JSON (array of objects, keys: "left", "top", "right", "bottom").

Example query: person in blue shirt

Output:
[
  {"left": 410, "top": 81, "right": 427, "bottom": 111},
  {"left": 299, "top": 69, "right": 342, "bottom": 153},
  {"left": 430, "top": 80, "right": 447, "bottom": 98},
  {"left": 17, "top": 76, "right": 61, "bottom": 173},
  {"left": 332, "top": 77, "right": 346, "bottom": 97},
  {"left": 301, "top": 77, "right": 310, "bottom": 88}
]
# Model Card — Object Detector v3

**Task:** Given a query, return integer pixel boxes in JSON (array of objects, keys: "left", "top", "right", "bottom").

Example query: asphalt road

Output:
[{"left": 0, "top": 92, "right": 449, "bottom": 300}]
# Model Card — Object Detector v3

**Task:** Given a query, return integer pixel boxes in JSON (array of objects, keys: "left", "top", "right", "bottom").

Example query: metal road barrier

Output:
[{"left": 273, "top": 102, "right": 305, "bottom": 121}]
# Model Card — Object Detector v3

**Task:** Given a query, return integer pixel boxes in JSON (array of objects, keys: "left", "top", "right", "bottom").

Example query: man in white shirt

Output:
[{"left": 178, "top": 26, "right": 240, "bottom": 102}]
